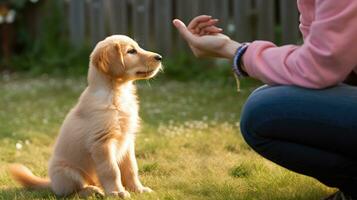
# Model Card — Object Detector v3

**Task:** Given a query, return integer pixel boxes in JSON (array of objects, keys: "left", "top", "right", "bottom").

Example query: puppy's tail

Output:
[{"left": 9, "top": 164, "right": 51, "bottom": 190}]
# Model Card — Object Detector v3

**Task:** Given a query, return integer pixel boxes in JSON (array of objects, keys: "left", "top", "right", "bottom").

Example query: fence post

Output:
[
  {"left": 233, "top": 0, "right": 253, "bottom": 41},
  {"left": 132, "top": 0, "right": 150, "bottom": 48},
  {"left": 69, "top": 0, "right": 85, "bottom": 47},
  {"left": 89, "top": 0, "right": 106, "bottom": 46},
  {"left": 256, "top": 0, "right": 275, "bottom": 41},
  {"left": 107, "top": 0, "right": 128, "bottom": 35},
  {"left": 280, "top": 0, "right": 299, "bottom": 44},
  {"left": 154, "top": 0, "right": 172, "bottom": 55}
]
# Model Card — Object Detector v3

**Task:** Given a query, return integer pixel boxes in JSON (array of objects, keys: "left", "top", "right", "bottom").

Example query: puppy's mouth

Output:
[{"left": 136, "top": 70, "right": 155, "bottom": 76}]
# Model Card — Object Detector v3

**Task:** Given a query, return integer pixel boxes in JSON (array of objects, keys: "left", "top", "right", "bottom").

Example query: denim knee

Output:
[
  {"left": 240, "top": 85, "right": 270, "bottom": 150},
  {"left": 240, "top": 85, "right": 294, "bottom": 149}
]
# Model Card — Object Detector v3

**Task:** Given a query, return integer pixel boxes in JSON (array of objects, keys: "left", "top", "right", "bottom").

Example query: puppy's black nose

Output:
[{"left": 154, "top": 54, "right": 162, "bottom": 61}]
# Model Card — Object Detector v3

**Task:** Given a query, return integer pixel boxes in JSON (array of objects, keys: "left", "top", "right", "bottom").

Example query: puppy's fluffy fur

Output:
[{"left": 9, "top": 35, "right": 162, "bottom": 198}]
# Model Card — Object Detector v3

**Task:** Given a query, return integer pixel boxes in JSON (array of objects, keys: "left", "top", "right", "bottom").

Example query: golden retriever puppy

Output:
[{"left": 9, "top": 35, "right": 162, "bottom": 198}]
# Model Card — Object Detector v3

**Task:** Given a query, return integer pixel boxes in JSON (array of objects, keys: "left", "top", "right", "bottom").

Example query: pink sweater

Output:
[{"left": 243, "top": 0, "right": 357, "bottom": 88}]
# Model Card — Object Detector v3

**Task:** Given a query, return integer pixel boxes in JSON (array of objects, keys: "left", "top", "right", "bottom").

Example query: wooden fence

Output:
[{"left": 67, "top": 0, "right": 300, "bottom": 56}]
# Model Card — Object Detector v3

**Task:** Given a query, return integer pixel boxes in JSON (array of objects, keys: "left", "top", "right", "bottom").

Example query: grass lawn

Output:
[{"left": 0, "top": 74, "right": 334, "bottom": 200}]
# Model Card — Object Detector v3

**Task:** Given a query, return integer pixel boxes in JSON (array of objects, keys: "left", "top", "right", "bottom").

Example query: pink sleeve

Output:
[
  {"left": 297, "top": 0, "right": 315, "bottom": 38},
  {"left": 243, "top": 0, "right": 357, "bottom": 89}
]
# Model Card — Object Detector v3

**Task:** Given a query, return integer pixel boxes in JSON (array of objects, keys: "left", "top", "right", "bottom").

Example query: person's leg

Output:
[{"left": 240, "top": 85, "right": 357, "bottom": 197}]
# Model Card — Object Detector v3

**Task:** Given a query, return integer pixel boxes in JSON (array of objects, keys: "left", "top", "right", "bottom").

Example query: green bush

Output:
[{"left": 7, "top": 1, "right": 90, "bottom": 76}]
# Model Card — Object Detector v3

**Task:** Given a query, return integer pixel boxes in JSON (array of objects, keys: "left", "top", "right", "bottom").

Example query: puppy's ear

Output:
[
  {"left": 92, "top": 45, "right": 111, "bottom": 74},
  {"left": 114, "top": 42, "right": 125, "bottom": 68},
  {"left": 92, "top": 42, "right": 125, "bottom": 77}
]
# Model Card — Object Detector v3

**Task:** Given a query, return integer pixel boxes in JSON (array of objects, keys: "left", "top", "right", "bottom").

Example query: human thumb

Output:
[{"left": 173, "top": 19, "right": 195, "bottom": 42}]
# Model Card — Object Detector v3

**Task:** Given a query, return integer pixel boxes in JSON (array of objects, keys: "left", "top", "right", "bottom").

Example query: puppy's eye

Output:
[{"left": 127, "top": 49, "right": 137, "bottom": 54}]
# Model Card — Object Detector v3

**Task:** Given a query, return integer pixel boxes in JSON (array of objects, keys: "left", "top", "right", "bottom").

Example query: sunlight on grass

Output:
[{"left": 0, "top": 75, "right": 333, "bottom": 199}]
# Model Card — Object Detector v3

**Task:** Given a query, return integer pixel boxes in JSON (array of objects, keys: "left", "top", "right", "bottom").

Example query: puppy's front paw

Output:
[
  {"left": 109, "top": 190, "right": 131, "bottom": 199},
  {"left": 118, "top": 190, "right": 131, "bottom": 199},
  {"left": 141, "top": 186, "right": 153, "bottom": 193},
  {"left": 131, "top": 186, "right": 153, "bottom": 193}
]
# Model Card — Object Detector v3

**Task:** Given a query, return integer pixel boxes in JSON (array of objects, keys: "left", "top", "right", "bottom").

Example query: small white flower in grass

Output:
[
  {"left": 2, "top": 72, "right": 11, "bottom": 81},
  {"left": 16, "top": 142, "right": 23, "bottom": 150},
  {"left": 5, "top": 10, "right": 16, "bottom": 24},
  {"left": 29, "top": 0, "right": 39, "bottom": 4},
  {"left": 152, "top": 108, "right": 161, "bottom": 114}
]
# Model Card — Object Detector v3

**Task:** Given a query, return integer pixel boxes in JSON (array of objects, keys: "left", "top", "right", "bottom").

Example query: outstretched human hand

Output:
[{"left": 173, "top": 15, "right": 240, "bottom": 59}]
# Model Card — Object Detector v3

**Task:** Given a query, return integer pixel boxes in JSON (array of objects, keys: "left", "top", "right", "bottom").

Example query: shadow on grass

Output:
[
  {"left": 180, "top": 180, "right": 328, "bottom": 200},
  {"left": 0, "top": 187, "right": 62, "bottom": 199},
  {"left": 0, "top": 188, "right": 92, "bottom": 200}
]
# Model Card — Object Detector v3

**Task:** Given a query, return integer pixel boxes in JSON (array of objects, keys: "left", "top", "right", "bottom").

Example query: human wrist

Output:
[{"left": 222, "top": 40, "right": 241, "bottom": 59}]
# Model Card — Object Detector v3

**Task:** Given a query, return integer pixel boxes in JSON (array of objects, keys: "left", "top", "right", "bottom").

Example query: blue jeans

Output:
[{"left": 240, "top": 84, "right": 357, "bottom": 196}]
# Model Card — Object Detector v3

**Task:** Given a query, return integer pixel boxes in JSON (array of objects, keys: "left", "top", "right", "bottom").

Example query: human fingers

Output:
[
  {"left": 197, "top": 19, "right": 219, "bottom": 30},
  {"left": 188, "top": 15, "right": 212, "bottom": 31},
  {"left": 173, "top": 19, "right": 196, "bottom": 42},
  {"left": 198, "top": 26, "right": 223, "bottom": 35},
  {"left": 194, "top": 19, "right": 219, "bottom": 34}
]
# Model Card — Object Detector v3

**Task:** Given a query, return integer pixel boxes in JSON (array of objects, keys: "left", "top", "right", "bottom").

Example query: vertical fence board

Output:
[
  {"left": 280, "top": 0, "right": 299, "bottom": 44},
  {"left": 154, "top": 0, "right": 172, "bottom": 55},
  {"left": 133, "top": 0, "right": 150, "bottom": 48},
  {"left": 89, "top": 0, "right": 105, "bottom": 46},
  {"left": 214, "top": 0, "right": 229, "bottom": 30},
  {"left": 199, "top": 0, "right": 215, "bottom": 16},
  {"left": 256, "top": 0, "right": 275, "bottom": 41},
  {"left": 233, "top": 0, "right": 253, "bottom": 41},
  {"left": 69, "top": 0, "right": 85, "bottom": 47},
  {"left": 176, "top": 0, "right": 199, "bottom": 50},
  {"left": 176, "top": 0, "right": 199, "bottom": 24},
  {"left": 107, "top": 0, "right": 128, "bottom": 35}
]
